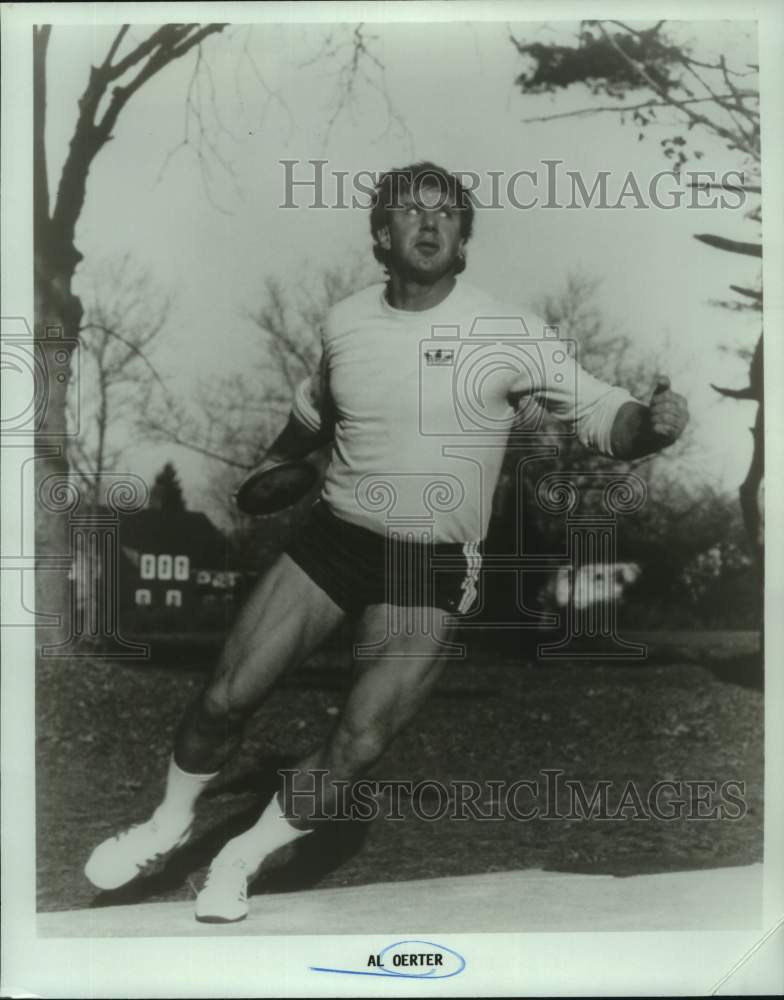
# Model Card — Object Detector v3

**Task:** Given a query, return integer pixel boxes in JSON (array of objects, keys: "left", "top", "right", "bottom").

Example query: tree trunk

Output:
[
  {"left": 34, "top": 248, "right": 84, "bottom": 653},
  {"left": 33, "top": 24, "right": 84, "bottom": 653},
  {"left": 739, "top": 400, "right": 764, "bottom": 637}
]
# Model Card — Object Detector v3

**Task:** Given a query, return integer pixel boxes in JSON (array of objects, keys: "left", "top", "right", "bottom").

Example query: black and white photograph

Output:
[{"left": 1, "top": 1, "right": 783, "bottom": 996}]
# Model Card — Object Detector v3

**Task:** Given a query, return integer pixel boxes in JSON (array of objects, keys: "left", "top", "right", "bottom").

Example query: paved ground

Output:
[{"left": 38, "top": 864, "right": 763, "bottom": 938}]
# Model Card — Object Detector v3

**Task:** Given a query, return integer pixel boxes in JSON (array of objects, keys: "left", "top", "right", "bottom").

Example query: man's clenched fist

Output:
[{"left": 649, "top": 375, "right": 689, "bottom": 444}]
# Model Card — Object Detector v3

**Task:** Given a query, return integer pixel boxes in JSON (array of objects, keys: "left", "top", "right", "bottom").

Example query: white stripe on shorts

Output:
[{"left": 457, "top": 541, "right": 482, "bottom": 614}]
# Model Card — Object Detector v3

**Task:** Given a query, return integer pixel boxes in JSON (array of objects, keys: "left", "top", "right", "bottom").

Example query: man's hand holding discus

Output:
[
  {"left": 234, "top": 456, "right": 319, "bottom": 516},
  {"left": 234, "top": 409, "right": 331, "bottom": 516}
]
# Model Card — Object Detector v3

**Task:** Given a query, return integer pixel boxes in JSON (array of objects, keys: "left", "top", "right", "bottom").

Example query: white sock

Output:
[
  {"left": 213, "top": 795, "right": 312, "bottom": 872},
  {"left": 152, "top": 755, "right": 218, "bottom": 833}
]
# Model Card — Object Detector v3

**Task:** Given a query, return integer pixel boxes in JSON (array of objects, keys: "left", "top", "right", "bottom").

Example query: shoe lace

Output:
[{"left": 203, "top": 858, "right": 249, "bottom": 899}]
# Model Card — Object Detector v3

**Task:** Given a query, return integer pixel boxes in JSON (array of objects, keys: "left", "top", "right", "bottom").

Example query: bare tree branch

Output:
[
  {"left": 78, "top": 322, "right": 169, "bottom": 392},
  {"left": 153, "top": 30, "right": 244, "bottom": 213},
  {"left": 686, "top": 181, "right": 761, "bottom": 193},
  {"left": 594, "top": 22, "right": 759, "bottom": 161},
  {"left": 144, "top": 417, "right": 254, "bottom": 469},
  {"left": 729, "top": 285, "right": 762, "bottom": 301},
  {"left": 718, "top": 54, "right": 758, "bottom": 117},
  {"left": 69, "top": 256, "right": 173, "bottom": 499},
  {"left": 235, "top": 25, "right": 294, "bottom": 139},
  {"left": 101, "top": 25, "right": 130, "bottom": 70},
  {"left": 520, "top": 92, "right": 754, "bottom": 124},
  {"left": 669, "top": 43, "right": 756, "bottom": 143},
  {"left": 317, "top": 23, "right": 414, "bottom": 153},
  {"left": 102, "top": 25, "right": 174, "bottom": 80},
  {"left": 96, "top": 25, "right": 227, "bottom": 140},
  {"left": 711, "top": 383, "right": 756, "bottom": 399},
  {"left": 50, "top": 24, "right": 227, "bottom": 255},
  {"left": 694, "top": 234, "right": 762, "bottom": 257}
]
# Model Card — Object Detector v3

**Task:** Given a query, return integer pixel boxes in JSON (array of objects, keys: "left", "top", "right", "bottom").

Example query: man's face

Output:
[{"left": 377, "top": 183, "right": 466, "bottom": 282}]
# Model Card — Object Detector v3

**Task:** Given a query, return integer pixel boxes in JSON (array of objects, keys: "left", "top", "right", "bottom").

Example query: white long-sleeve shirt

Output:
[{"left": 293, "top": 279, "right": 635, "bottom": 543}]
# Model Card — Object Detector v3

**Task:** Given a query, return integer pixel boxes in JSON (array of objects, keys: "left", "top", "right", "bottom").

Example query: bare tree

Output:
[
  {"left": 33, "top": 21, "right": 397, "bottom": 645},
  {"left": 34, "top": 24, "right": 227, "bottom": 644},
  {"left": 67, "top": 255, "right": 170, "bottom": 507},
  {"left": 509, "top": 20, "right": 764, "bottom": 618},
  {"left": 245, "top": 255, "right": 379, "bottom": 407}
]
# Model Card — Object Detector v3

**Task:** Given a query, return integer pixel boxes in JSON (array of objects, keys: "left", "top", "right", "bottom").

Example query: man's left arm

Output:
[
  {"left": 508, "top": 354, "right": 689, "bottom": 459},
  {"left": 610, "top": 375, "right": 689, "bottom": 460}
]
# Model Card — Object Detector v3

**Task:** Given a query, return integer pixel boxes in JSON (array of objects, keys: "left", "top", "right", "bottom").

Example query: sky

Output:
[{"left": 43, "top": 18, "right": 761, "bottom": 521}]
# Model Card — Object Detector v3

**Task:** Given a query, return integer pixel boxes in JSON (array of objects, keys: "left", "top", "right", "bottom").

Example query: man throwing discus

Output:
[{"left": 85, "top": 162, "right": 688, "bottom": 922}]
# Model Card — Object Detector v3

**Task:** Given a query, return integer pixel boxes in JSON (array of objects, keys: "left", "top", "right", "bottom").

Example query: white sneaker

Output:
[
  {"left": 195, "top": 858, "right": 254, "bottom": 923},
  {"left": 85, "top": 817, "right": 192, "bottom": 891}
]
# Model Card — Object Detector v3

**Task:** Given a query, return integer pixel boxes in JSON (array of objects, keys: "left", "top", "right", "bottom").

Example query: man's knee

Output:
[
  {"left": 197, "top": 680, "right": 250, "bottom": 732},
  {"left": 329, "top": 721, "right": 389, "bottom": 776}
]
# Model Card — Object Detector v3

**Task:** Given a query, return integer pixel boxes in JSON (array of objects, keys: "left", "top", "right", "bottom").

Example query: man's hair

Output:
[{"left": 369, "top": 161, "right": 476, "bottom": 275}]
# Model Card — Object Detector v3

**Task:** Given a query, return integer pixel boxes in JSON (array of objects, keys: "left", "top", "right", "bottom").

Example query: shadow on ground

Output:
[{"left": 701, "top": 651, "right": 764, "bottom": 691}]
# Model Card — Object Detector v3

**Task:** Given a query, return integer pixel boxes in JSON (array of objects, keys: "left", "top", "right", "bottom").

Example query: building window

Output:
[
  {"left": 140, "top": 554, "right": 156, "bottom": 580},
  {"left": 157, "top": 554, "right": 172, "bottom": 580},
  {"left": 135, "top": 589, "right": 152, "bottom": 606},
  {"left": 174, "top": 555, "right": 190, "bottom": 581},
  {"left": 165, "top": 589, "right": 182, "bottom": 608}
]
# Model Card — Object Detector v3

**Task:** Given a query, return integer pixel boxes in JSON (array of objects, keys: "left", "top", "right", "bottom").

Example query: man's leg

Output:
[
  {"left": 85, "top": 554, "right": 346, "bottom": 891},
  {"left": 174, "top": 553, "right": 346, "bottom": 774},
  {"left": 194, "top": 603, "right": 455, "bottom": 921},
  {"left": 287, "top": 603, "right": 456, "bottom": 822}
]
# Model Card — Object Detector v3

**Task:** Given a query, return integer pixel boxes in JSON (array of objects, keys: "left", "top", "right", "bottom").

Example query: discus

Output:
[{"left": 233, "top": 459, "right": 318, "bottom": 516}]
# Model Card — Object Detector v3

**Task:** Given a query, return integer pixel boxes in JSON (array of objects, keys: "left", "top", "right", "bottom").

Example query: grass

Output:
[{"left": 36, "top": 632, "right": 763, "bottom": 913}]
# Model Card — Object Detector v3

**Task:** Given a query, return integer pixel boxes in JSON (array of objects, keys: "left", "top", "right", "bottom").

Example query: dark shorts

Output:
[{"left": 285, "top": 500, "right": 483, "bottom": 615}]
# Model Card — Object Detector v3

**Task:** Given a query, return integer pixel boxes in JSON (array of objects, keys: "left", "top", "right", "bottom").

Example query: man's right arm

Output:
[
  {"left": 263, "top": 352, "right": 334, "bottom": 464},
  {"left": 263, "top": 411, "right": 332, "bottom": 464}
]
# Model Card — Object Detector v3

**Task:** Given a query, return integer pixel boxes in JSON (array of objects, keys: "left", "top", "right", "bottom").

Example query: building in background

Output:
[{"left": 117, "top": 505, "right": 250, "bottom": 632}]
